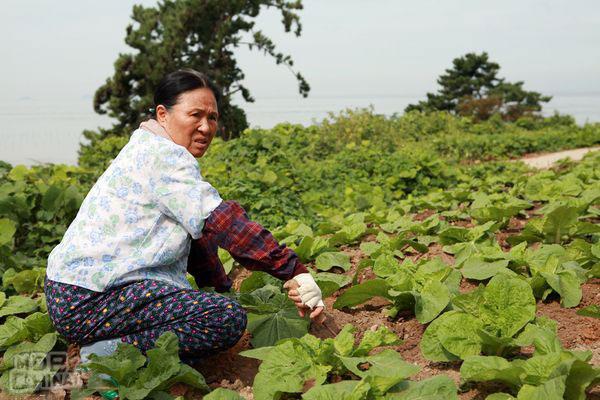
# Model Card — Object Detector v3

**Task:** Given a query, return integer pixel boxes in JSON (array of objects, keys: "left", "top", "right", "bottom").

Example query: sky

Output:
[{"left": 2, "top": 0, "right": 599, "bottom": 105}]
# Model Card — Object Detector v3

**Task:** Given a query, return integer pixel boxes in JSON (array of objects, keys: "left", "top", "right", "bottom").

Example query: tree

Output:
[
  {"left": 405, "top": 52, "right": 551, "bottom": 122},
  {"left": 82, "top": 0, "right": 310, "bottom": 154}
]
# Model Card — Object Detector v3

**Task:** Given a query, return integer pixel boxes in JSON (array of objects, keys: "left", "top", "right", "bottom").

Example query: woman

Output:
[{"left": 44, "top": 69, "right": 324, "bottom": 368}]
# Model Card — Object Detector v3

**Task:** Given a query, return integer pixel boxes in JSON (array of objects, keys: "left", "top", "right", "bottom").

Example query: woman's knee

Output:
[{"left": 220, "top": 298, "right": 247, "bottom": 347}]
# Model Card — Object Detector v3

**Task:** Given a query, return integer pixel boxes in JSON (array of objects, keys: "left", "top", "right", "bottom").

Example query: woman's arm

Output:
[
  {"left": 190, "top": 200, "right": 308, "bottom": 290},
  {"left": 189, "top": 200, "right": 325, "bottom": 321}
]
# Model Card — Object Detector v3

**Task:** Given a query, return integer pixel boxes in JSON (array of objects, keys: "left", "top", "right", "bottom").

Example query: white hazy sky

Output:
[{"left": 2, "top": 0, "right": 599, "bottom": 105}]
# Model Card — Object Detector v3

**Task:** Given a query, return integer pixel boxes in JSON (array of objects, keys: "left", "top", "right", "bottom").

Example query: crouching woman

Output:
[{"left": 43, "top": 69, "right": 324, "bottom": 367}]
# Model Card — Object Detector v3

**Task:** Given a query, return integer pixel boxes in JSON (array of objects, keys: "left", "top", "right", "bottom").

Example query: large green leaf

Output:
[
  {"left": 420, "top": 311, "right": 462, "bottom": 362},
  {"left": 372, "top": 253, "right": 401, "bottom": 277},
  {"left": 437, "top": 312, "right": 484, "bottom": 359},
  {"left": 413, "top": 279, "right": 450, "bottom": 324},
  {"left": 331, "top": 222, "right": 368, "bottom": 245},
  {"left": 387, "top": 375, "right": 458, "bottom": 399},
  {"left": 576, "top": 305, "right": 600, "bottom": 319},
  {"left": 239, "top": 271, "right": 282, "bottom": 293},
  {"left": 315, "top": 251, "right": 351, "bottom": 272},
  {"left": 338, "top": 349, "right": 420, "bottom": 394},
  {"left": 540, "top": 270, "right": 582, "bottom": 308},
  {"left": 240, "top": 286, "right": 309, "bottom": 347},
  {"left": 460, "top": 355, "right": 522, "bottom": 388},
  {"left": 0, "top": 218, "right": 17, "bottom": 246},
  {"left": 479, "top": 274, "right": 536, "bottom": 338},
  {"left": 352, "top": 325, "right": 402, "bottom": 356},
  {"left": 513, "top": 319, "right": 562, "bottom": 356},
  {"left": 542, "top": 205, "right": 579, "bottom": 244},
  {"left": 0, "top": 332, "right": 59, "bottom": 395},
  {"left": 516, "top": 375, "right": 567, "bottom": 400},
  {"left": 563, "top": 359, "right": 600, "bottom": 400},
  {"left": 293, "top": 235, "right": 331, "bottom": 262},
  {"left": 333, "top": 279, "right": 391, "bottom": 309},
  {"left": 302, "top": 380, "right": 365, "bottom": 400},
  {"left": 4, "top": 268, "right": 46, "bottom": 294},
  {"left": 461, "top": 257, "right": 511, "bottom": 280},
  {"left": 84, "top": 342, "right": 147, "bottom": 385},
  {"left": 127, "top": 333, "right": 209, "bottom": 399},
  {"left": 0, "top": 317, "right": 30, "bottom": 350},
  {"left": 251, "top": 339, "right": 331, "bottom": 400},
  {"left": 0, "top": 295, "right": 39, "bottom": 317},
  {"left": 314, "top": 272, "right": 352, "bottom": 298}
]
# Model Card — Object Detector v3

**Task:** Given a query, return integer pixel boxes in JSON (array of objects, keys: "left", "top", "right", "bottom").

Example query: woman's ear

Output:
[{"left": 156, "top": 105, "right": 169, "bottom": 125}]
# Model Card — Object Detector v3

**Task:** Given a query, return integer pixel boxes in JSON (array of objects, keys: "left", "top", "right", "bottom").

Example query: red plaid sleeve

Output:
[{"left": 188, "top": 200, "right": 308, "bottom": 292}]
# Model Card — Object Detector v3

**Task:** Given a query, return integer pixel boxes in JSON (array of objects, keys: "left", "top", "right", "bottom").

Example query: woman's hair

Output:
[{"left": 151, "top": 69, "right": 221, "bottom": 116}]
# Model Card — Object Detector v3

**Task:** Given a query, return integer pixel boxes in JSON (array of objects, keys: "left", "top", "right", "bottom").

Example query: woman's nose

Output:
[{"left": 197, "top": 119, "right": 209, "bottom": 133}]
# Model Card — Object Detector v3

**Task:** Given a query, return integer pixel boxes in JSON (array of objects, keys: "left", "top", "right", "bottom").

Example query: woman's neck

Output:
[{"left": 139, "top": 119, "right": 174, "bottom": 142}]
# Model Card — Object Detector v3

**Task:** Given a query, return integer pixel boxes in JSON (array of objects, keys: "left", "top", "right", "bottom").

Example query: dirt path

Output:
[{"left": 518, "top": 146, "right": 600, "bottom": 169}]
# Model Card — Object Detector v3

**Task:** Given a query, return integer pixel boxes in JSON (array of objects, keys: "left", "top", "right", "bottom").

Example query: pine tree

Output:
[
  {"left": 82, "top": 0, "right": 309, "bottom": 153},
  {"left": 406, "top": 52, "right": 551, "bottom": 122}
]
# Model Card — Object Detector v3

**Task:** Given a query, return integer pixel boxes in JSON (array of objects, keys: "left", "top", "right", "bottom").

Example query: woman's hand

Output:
[{"left": 283, "top": 274, "right": 326, "bottom": 324}]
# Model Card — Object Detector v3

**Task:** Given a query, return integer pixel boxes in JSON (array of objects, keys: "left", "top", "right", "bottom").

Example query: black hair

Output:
[{"left": 150, "top": 69, "right": 221, "bottom": 116}]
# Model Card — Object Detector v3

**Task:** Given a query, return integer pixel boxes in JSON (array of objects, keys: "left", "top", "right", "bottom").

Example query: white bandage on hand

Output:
[{"left": 293, "top": 273, "right": 325, "bottom": 309}]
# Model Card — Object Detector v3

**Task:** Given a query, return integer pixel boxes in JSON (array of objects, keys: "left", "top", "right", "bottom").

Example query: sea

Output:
[{"left": 1, "top": 93, "right": 599, "bottom": 166}]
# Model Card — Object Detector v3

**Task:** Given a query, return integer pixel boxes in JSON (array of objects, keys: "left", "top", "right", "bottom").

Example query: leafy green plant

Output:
[
  {"left": 238, "top": 284, "right": 309, "bottom": 348},
  {"left": 509, "top": 204, "right": 599, "bottom": 245},
  {"left": 334, "top": 257, "right": 460, "bottom": 323},
  {"left": 241, "top": 324, "right": 458, "bottom": 400},
  {"left": 2, "top": 267, "right": 46, "bottom": 294},
  {"left": 0, "top": 311, "right": 55, "bottom": 350},
  {"left": 460, "top": 317, "right": 600, "bottom": 400},
  {"left": 420, "top": 274, "right": 536, "bottom": 361},
  {"left": 468, "top": 192, "right": 531, "bottom": 226},
  {"left": 525, "top": 244, "right": 588, "bottom": 307},
  {"left": 576, "top": 305, "right": 600, "bottom": 318},
  {"left": 71, "top": 331, "right": 209, "bottom": 400},
  {"left": 0, "top": 332, "right": 59, "bottom": 395}
]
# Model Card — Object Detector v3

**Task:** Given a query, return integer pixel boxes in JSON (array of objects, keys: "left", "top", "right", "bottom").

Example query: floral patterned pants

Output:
[{"left": 44, "top": 277, "right": 247, "bottom": 365}]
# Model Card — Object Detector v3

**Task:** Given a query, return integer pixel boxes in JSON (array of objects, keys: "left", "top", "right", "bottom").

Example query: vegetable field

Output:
[{"left": 0, "top": 111, "right": 599, "bottom": 399}]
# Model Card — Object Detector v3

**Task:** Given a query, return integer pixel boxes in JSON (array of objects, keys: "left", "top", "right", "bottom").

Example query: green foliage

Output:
[
  {"left": 313, "top": 272, "right": 351, "bottom": 298},
  {"left": 315, "top": 252, "right": 351, "bottom": 271},
  {"left": 0, "top": 312, "right": 55, "bottom": 350},
  {"left": 576, "top": 305, "right": 600, "bottom": 319},
  {"left": 0, "top": 333, "right": 59, "bottom": 395},
  {"left": 241, "top": 324, "right": 457, "bottom": 400},
  {"left": 460, "top": 322, "right": 600, "bottom": 400},
  {"left": 525, "top": 246, "right": 588, "bottom": 308},
  {"left": 204, "top": 388, "right": 246, "bottom": 400},
  {"left": 0, "top": 164, "right": 93, "bottom": 274},
  {"left": 72, "top": 331, "right": 209, "bottom": 400},
  {"left": 63, "top": 108, "right": 600, "bottom": 228},
  {"left": 237, "top": 284, "right": 309, "bottom": 347},
  {"left": 420, "top": 274, "right": 536, "bottom": 360},
  {"left": 334, "top": 257, "right": 460, "bottom": 323},
  {"left": 406, "top": 52, "right": 552, "bottom": 122},
  {"left": 78, "top": 134, "right": 130, "bottom": 171},
  {"left": 83, "top": 0, "right": 309, "bottom": 150},
  {"left": 2, "top": 267, "right": 46, "bottom": 294}
]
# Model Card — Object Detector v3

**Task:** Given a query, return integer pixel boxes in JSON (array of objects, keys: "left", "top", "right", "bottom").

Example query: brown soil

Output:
[{"left": 413, "top": 209, "right": 436, "bottom": 222}]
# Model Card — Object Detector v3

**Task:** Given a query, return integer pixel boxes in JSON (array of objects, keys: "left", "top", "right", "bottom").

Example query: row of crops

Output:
[{"left": 0, "top": 111, "right": 599, "bottom": 399}]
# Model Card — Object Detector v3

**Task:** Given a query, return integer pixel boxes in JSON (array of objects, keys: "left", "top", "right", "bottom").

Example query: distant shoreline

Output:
[{"left": 1, "top": 94, "right": 599, "bottom": 167}]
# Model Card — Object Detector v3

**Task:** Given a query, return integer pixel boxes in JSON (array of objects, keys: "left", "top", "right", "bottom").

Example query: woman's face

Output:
[{"left": 156, "top": 87, "right": 219, "bottom": 157}]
